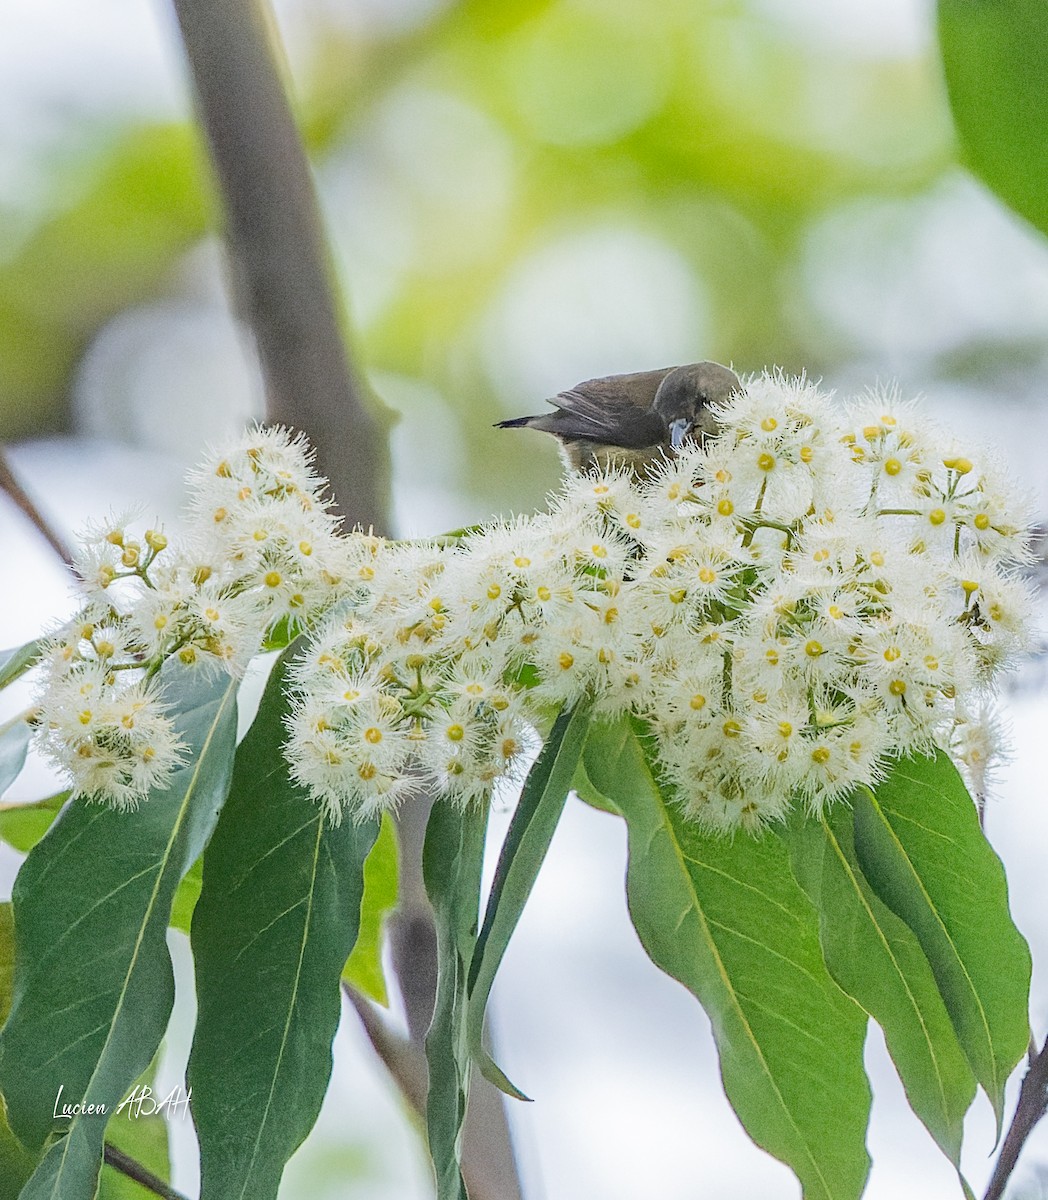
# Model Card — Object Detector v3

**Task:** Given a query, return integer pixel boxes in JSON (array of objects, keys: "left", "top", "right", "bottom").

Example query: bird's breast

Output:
[{"left": 562, "top": 439, "right": 669, "bottom": 475}]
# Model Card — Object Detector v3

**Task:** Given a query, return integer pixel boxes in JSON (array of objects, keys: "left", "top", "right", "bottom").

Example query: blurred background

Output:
[{"left": 2, "top": 0, "right": 1048, "bottom": 1196}]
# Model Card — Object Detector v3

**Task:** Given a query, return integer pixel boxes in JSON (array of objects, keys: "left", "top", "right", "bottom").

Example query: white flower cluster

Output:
[
  {"left": 285, "top": 375, "right": 1034, "bottom": 830},
  {"left": 36, "top": 428, "right": 346, "bottom": 808},
  {"left": 34, "top": 378, "right": 1034, "bottom": 829}
]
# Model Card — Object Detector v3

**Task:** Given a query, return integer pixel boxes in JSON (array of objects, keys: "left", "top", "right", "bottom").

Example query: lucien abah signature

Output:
[{"left": 52, "top": 1083, "right": 191, "bottom": 1121}]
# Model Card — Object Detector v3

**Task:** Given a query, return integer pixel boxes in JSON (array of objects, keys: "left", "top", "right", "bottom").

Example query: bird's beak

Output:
[{"left": 668, "top": 417, "right": 691, "bottom": 450}]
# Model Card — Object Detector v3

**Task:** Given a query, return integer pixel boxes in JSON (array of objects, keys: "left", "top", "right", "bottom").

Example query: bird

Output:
[{"left": 495, "top": 361, "right": 743, "bottom": 475}]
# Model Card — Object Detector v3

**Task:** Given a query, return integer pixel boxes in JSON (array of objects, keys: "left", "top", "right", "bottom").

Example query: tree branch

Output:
[
  {"left": 344, "top": 983, "right": 428, "bottom": 1117},
  {"left": 983, "top": 1035, "right": 1048, "bottom": 1200},
  {"left": 103, "top": 1142, "right": 189, "bottom": 1200},
  {"left": 0, "top": 445, "right": 73, "bottom": 566},
  {"left": 169, "top": 0, "right": 390, "bottom": 533}
]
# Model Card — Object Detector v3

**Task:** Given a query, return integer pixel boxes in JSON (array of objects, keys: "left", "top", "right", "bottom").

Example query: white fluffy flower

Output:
[
  {"left": 36, "top": 381, "right": 1035, "bottom": 826},
  {"left": 36, "top": 652, "right": 185, "bottom": 810}
]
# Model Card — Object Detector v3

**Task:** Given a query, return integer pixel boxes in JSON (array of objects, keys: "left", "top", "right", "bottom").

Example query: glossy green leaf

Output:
[
  {"left": 0, "top": 717, "right": 31, "bottom": 799},
  {"left": 783, "top": 804, "right": 976, "bottom": 1169},
  {"left": 187, "top": 649, "right": 377, "bottom": 1200},
  {"left": 0, "top": 793, "right": 66, "bottom": 853},
  {"left": 424, "top": 800, "right": 488, "bottom": 1200},
  {"left": 467, "top": 702, "right": 589, "bottom": 1099},
  {"left": 0, "top": 642, "right": 42, "bottom": 692},
  {"left": 0, "top": 668, "right": 237, "bottom": 1200},
  {"left": 342, "top": 811, "right": 399, "bottom": 1005},
  {"left": 585, "top": 718, "right": 872, "bottom": 1200},
  {"left": 938, "top": 0, "right": 1048, "bottom": 237},
  {"left": 853, "top": 752, "right": 1031, "bottom": 1124},
  {"left": 0, "top": 903, "right": 36, "bottom": 1199}
]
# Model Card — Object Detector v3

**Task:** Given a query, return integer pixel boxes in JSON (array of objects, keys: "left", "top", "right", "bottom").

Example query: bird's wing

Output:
[
  {"left": 546, "top": 380, "right": 668, "bottom": 448},
  {"left": 558, "top": 367, "right": 674, "bottom": 411},
  {"left": 495, "top": 367, "right": 674, "bottom": 443}
]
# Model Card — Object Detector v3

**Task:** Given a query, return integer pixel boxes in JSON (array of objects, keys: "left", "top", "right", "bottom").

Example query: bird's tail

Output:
[{"left": 493, "top": 415, "right": 539, "bottom": 429}]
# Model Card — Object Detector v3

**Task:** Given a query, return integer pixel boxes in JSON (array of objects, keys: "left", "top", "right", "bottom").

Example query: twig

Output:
[
  {"left": 344, "top": 983, "right": 428, "bottom": 1117},
  {"left": 345, "top": 982, "right": 524, "bottom": 1200},
  {"left": 169, "top": 0, "right": 390, "bottom": 534},
  {"left": 983, "top": 1035, "right": 1048, "bottom": 1200},
  {"left": 103, "top": 1142, "right": 189, "bottom": 1200},
  {"left": 0, "top": 445, "right": 73, "bottom": 566}
]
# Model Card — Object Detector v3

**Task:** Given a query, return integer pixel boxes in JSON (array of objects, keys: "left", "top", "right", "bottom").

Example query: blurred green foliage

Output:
[
  {"left": 3, "top": 0, "right": 1042, "bottom": 516},
  {"left": 938, "top": 0, "right": 1048, "bottom": 238},
  {"left": 0, "top": 126, "right": 209, "bottom": 437}
]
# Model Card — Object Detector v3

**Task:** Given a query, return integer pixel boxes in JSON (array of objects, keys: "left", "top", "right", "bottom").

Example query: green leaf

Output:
[
  {"left": 0, "top": 668, "right": 237, "bottom": 1200},
  {"left": 97, "top": 1060, "right": 172, "bottom": 1200},
  {"left": 585, "top": 718, "right": 872, "bottom": 1200},
  {"left": 938, "top": 0, "right": 1048, "bottom": 237},
  {"left": 782, "top": 804, "right": 976, "bottom": 1170},
  {"left": 0, "top": 903, "right": 36, "bottom": 1199},
  {"left": 187, "top": 649, "right": 378, "bottom": 1200},
  {"left": 0, "top": 1093, "right": 34, "bottom": 1199},
  {"left": 0, "top": 641, "right": 43, "bottom": 692},
  {"left": 0, "top": 717, "right": 31, "bottom": 799},
  {"left": 168, "top": 856, "right": 203, "bottom": 936},
  {"left": 0, "top": 794, "right": 67, "bottom": 853},
  {"left": 342, "top": 811, "right": 399, "bottom": 1005},
  {"left": 0, "top": 904, "right": 15, "bottom": 1026},
  {"left": 424, "top": 800, "right": 488, "bottom": 1200},
  {"left": 853, "top": 752, "right": 1031, "bottom": 1124},
  {"left": 260, "top": 615, "right": 303, "bottom": 652},
  {"left": 570, "top": 748, "right": 617, "bottom": 815},
  {"left": 466, "top": 702, "right": 589, "bottom": 1099}
]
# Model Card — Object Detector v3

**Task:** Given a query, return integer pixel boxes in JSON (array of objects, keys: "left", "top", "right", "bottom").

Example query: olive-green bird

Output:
[{"left": 495, "top": 361, "right": 743, "bottom": 474}]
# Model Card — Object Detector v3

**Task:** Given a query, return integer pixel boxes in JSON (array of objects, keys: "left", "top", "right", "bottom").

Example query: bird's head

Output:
[{"left": 653, "top": 361, "right": 743, "bottom": 450}]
